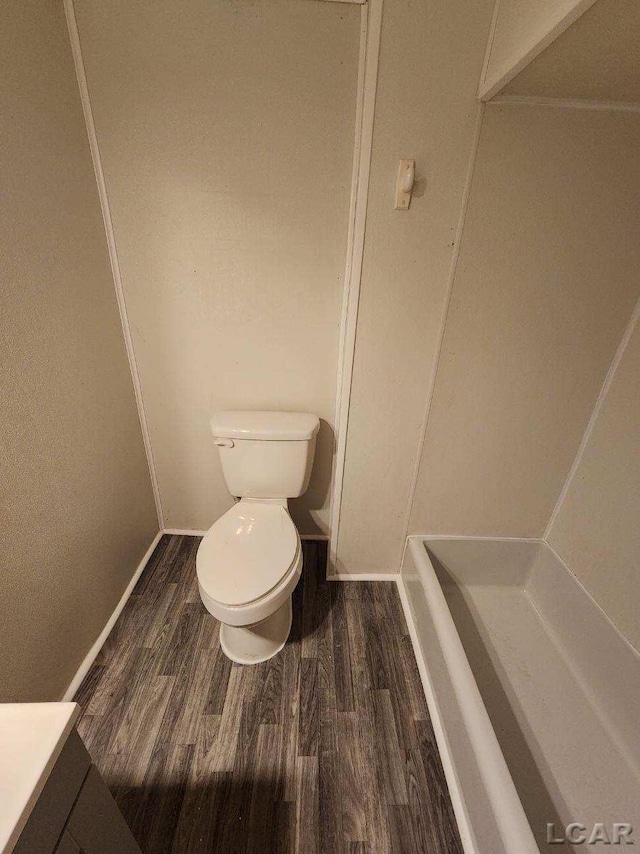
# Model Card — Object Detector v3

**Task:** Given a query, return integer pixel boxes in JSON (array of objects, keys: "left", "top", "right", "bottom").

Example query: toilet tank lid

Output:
[{"left": 210, "top": 411, "right": 320, "bottom": 441}]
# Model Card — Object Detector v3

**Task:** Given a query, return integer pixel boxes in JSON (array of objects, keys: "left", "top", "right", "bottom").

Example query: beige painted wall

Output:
[
  {"left": 73, "top": 0, "right": 360, "bottom": 534},
  {"left": 1, "top": 0, "right": 158, "bottom": 701},
  {"left": 336, "top": 0, "right": 495, "bottom": 574},
  {"left": 409, "top": 104, "right": 640, "bottom": 537},
  {"left": 547, "top": 313, "right": 640, "bottom": 652}
]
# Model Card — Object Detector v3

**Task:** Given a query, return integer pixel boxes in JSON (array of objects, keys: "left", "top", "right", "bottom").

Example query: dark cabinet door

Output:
[{"left": 65, "top": 765, "right": 140, "bottom": 854}]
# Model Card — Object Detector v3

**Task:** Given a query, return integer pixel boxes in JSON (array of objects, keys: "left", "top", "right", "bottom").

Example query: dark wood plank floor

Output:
[{"left": 74, "top": 535, "right": 463, "bottom": 854}]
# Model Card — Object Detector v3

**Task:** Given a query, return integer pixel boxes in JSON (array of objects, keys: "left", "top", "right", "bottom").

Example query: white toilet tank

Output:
[{"left": 210, "top": 411, "right": 320, "bottom": 499}]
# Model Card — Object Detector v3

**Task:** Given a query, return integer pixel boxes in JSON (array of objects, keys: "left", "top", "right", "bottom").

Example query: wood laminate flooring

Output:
[{"left": 74, "top": 535, "right": 463, "bottom": 853}]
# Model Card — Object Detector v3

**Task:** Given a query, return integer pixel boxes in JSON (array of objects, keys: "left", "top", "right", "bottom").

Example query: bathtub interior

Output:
[{"left": 423, "top": 537, "right": 640, "bottom": 852}]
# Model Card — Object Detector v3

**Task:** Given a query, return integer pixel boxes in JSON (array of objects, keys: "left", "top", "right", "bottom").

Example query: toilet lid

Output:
[{"left": 196, "top": 503, "right": 299, "bottom": 606}]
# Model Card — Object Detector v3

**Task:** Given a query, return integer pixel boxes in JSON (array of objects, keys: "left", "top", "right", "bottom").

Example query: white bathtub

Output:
[{"left": 398, "top": 537, "right": 640, "bottom": 853}]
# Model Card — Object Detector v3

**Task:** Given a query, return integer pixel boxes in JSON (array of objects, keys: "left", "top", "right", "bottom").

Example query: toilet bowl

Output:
[
  {"left": 196, "top": 410, "right": 319, "bottom": 664},
  {"left": 197, "top": 499, "right": 302, "bottom": 663}
]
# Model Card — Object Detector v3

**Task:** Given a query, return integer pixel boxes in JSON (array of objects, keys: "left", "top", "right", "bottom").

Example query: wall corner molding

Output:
[
  {"left": 490, "top": 94, "right": 640, "bottom": 114},
  {"left": 63, "top": 0, "right": 164, "bottom": 529},
  {"left": 329, "top": 0, "right": 384, "bottom": 573}
]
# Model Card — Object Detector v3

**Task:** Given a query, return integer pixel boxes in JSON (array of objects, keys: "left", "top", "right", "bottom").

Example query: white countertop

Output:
[{"left": 0, "top": 703, "right": 80, "bottom": 854}]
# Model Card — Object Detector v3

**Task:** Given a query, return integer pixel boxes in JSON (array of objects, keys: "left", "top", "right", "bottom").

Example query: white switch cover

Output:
[{"left": 394, "top": 159, "right": 415, "bottom": 210}]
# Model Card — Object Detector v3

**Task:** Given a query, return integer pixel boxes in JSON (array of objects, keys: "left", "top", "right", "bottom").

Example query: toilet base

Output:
[{"left": 220, "top": 597, "right": 292, "bottom": 664}]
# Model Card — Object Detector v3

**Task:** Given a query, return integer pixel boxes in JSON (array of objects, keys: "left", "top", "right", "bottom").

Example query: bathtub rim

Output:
[{"left": 398, "top": 535, "right": 540, "bottom": 854}]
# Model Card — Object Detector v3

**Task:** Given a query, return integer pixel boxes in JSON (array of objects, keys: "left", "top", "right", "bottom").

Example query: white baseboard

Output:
[
  {"left": 162, "top": 528, "right": 329, "bottom": 542},
  {"left": 163, "top": 528, "right": 208, "bottom": 537},
  {"left": 328, "top": 571, "right": 398, "bottom": 581},
  {"left": 62, "top": 530, "right": 163, "bottom": 701}
]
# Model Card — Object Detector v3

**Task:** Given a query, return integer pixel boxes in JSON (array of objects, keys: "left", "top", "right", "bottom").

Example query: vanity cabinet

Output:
[{"left": 11, "top": 727, "right": 139, "bottom": 854}]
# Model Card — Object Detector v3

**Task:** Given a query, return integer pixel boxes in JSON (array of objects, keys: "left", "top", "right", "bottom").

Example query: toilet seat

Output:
[{"left": 196, "top": 501, "right": 299, "bottom": 607}]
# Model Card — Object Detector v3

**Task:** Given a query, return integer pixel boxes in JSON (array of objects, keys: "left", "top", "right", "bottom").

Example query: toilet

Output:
[{"left": 196, "top": 410, "right": 320, "bottom": 664}]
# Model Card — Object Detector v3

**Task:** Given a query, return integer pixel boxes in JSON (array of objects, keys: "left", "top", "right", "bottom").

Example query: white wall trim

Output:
[
  {"left": 162, "top": 528, "right": 329, "bottom": 541},
  {"left": 62, "top": 530, "right": 163, "bottom": 701},
  {"left": 63, "top": 0, "right": 164, "bottom": 529},
  {"left": 415, "top": 533, "right": 545, "bottom": 544},
  {"left": 544, "top": 293, "right": 640, "bottom": 540},
  {"left": 163, "top": 528, "right": 209, "bottom": 537},
  {"left": 395, "top": 576, "right": 476, "bottom": 854},
  {"left": 478, "top": 0, "right": 598, "bottom": 101},
  {"left": 478, "top": 0, "right": 502, "bottom": 108},
  {"left": 491, "top": 94, "right": 640, "bottom": 113},
  {"left": 329, "top": 0, "right": 384, "bottom": 573},
  {"left": 396, "top": 103, "right": 485, "bottom": 572},
  {"left": 331, "top": 571, "right": 397, "bottom": 581}
]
